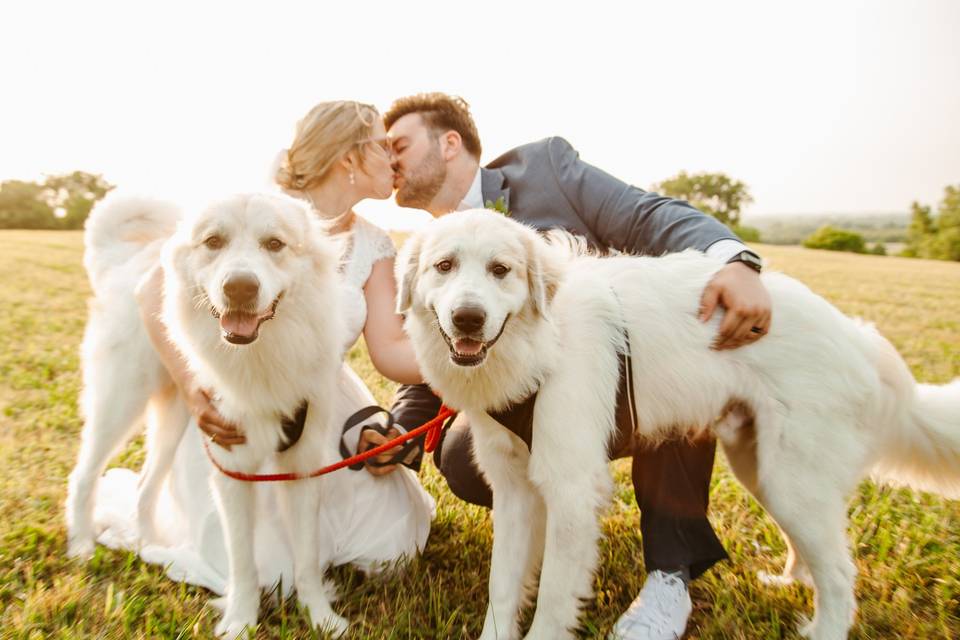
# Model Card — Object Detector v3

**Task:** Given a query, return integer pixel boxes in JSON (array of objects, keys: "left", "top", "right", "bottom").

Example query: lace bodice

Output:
[{"left": 338, "top": 215, "right": 397, "bottom": 348}]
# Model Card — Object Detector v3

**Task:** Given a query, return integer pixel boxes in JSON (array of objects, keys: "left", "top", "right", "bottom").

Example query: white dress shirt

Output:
[{"left": 457, "top": 168, "right": 484, "bottom": 211}]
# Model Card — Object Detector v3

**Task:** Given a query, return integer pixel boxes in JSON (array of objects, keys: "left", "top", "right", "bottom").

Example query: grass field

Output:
[{"left": 0, "top": 230, "right": 958, "bottom": 639}]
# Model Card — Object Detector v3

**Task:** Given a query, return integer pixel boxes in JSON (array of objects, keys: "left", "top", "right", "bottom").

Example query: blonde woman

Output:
[{"left": 92, "top": 101, "right": 434, "bottom": 596}]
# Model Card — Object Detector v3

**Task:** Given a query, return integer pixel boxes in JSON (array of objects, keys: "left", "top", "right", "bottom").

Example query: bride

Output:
[{"left": 92, "top": 101, "right": 434, "bottom": 595}]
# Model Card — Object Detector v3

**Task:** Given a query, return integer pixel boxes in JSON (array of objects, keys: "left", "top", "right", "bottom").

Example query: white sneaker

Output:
[{"left": 608, "top": 570, "right": 692, "bottom": 640}]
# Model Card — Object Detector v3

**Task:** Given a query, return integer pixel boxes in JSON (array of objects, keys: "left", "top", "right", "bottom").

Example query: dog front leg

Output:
[
  {"left": 470, "top": 426, "right": 544, "bottom": 640},
  {"left": 524, "top": 468, "right": 609, "bottom": 640},
  {"left": 280, "top": 478, "right": 348, "bottom": 638},
  {"left": 211, "top": 473, "right": 259, "bottom": 639},
  {"left": 478, "top": 478, "right": 544, "bottom": 640}
]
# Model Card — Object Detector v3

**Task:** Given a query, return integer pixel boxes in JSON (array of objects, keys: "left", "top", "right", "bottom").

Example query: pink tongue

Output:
[
  {"left": 220, "top": 311, "right": 260, "bottom": 337},
  {"left": 454, "top": 338, "right": 484, "bottom": 355}
]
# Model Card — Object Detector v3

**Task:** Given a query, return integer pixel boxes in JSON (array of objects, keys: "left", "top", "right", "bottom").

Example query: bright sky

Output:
[{"left": 2, "top": 0, "right": 958, "bottom": 230}]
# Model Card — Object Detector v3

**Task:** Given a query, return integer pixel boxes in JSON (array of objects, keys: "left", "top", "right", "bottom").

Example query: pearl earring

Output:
[{"left": 349, "top": 170, "right": 356, "bottom": 186}]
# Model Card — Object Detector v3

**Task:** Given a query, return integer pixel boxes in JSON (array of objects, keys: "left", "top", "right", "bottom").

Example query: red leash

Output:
[{"left": 203, "top": 405, "right": 456, "bottom": 482}]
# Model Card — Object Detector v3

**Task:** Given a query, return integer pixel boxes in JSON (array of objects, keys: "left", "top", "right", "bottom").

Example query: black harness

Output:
[
  {"left": 276, "top": 401, "right": 309, "bottom": 452},
  {"left": 488, "top": 333, "right": 638, "bottom": 456}
]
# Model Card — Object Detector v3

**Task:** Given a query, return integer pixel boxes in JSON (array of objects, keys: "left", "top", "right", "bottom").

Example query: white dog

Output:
[
  {"left": 396, "top": 210, "right": 960, "bottom": 640},
  {"left": 66, "top": 193, "right": 349, "bottom": 638}
]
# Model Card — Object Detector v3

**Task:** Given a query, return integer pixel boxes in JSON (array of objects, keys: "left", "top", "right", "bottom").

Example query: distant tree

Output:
[
  {"left": 868, "top": 242, "right": 887, "bottom": 256},
  {"left": 0, "top": 180, "right": 55, "bottom": 229},
  {"left": 41, "top": 171, "right": 114, "bottom": 229},
  {"left": 902, "top": 201, "right": 936, "bottom": 258},
  {"left": 930, "top": 185, "right": 960, "bottom": 261},
  {"left": 802, "top": 225, "right": 866, "bottom": 253},
  {"left": 0, "top": 172, "right": 113, "bottom": 230},
  {"left": 652, "top": 171, "right": 753, "bottom": 228},
  {"left": 900, "top": 184, "right": 960, "bottom": 261},
  {"left": 733, "top": 225, "right": 761, "bottom": 243}
]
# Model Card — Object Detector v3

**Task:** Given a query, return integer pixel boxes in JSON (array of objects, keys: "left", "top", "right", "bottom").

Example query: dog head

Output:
[
  {"left": 396, "top": 210, "right": 561, "bottom": 367},
  {"left": 165, "top": 193, "right": 337, "bottom": 346}
]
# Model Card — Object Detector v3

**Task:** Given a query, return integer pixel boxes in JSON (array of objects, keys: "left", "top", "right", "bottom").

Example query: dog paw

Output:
[
  {"left": 214, "top": 615, "right": 257, "bottom": 640},
  {"left": 523, "top": 623, "right": 571, "bottom": 640},
  {"left": 478, "top": 623, "right": 518, "bottom": 640},
  {"left": 311, "top": 611, "right": 348, "bottom": 638},
  {"left": 66, "top": 536, "right": 95, "bottom": 560},
  {"left": 213, "top": 593, "right": 258, "bottom": 640}
]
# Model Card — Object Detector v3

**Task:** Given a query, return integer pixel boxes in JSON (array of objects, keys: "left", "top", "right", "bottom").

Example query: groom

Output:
[{"left": 361, "top": 93, "right": 772, "bottom": 640}]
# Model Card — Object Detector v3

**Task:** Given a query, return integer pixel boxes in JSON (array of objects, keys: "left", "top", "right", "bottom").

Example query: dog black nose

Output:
[
  {"left": 452, "top": 306, "right": 486, "bottom": 334},
  {"left": 223, "top": 272, "right": 260, "bottom": 307}
]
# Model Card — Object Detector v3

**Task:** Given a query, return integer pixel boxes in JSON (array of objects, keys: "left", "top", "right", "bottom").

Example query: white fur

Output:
[
  {"left": 67, "top": 192, "right": 350, "bottom": 639},
  {"left": 397, "top": 210, "right": 960, "bottom": 640}
]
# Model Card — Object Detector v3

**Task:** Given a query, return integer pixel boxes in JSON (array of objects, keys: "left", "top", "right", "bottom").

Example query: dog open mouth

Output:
[
  {"left": 210, "top": 295, "right": 282, "bottom": 345},
  {"left": 434, "top": 311, "right": 509, "bottom": 367}
]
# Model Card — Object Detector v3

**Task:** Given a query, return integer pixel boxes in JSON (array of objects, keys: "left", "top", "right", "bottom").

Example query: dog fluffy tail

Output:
[
  {"left": 84, "top": 193, "right": 180, "bottom": 294},
  {"left": 868, "top": 331, "right": 960, "bottom": 499}
]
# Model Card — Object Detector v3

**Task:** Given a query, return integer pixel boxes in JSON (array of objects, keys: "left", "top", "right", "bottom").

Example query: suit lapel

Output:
[{"left": 480, "top": 167, "right": 510, "bottom": 213}]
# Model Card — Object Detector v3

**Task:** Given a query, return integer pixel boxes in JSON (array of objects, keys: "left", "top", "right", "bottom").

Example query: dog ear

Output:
[
  {"left": 523, "top": 230, "right": 561, "bottom": 317},
  {"left": 395, "top": 233, "right": 422, "bottom": 314}
]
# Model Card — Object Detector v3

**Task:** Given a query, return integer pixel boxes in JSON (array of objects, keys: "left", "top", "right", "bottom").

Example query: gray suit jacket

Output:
[{"left": 481, "top": 137, "right": 740, "bottom": 255}]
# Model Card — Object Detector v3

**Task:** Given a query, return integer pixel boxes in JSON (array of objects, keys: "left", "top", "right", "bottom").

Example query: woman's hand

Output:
[
  {"left": 357, "top": 427, "right": 402, "bottom": 476},
  {"left": 188, "top": 386, "right": 246, "bottom": 450}
]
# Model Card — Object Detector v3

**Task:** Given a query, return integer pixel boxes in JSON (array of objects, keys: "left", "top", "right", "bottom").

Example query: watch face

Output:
[{"left": 734, "top": 252, "right": 762, "bottom": 271}]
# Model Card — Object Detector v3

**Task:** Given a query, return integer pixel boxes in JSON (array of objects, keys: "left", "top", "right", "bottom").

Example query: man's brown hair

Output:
[{"left": 384, "top": 93, "right": 482, "bottom": 159}]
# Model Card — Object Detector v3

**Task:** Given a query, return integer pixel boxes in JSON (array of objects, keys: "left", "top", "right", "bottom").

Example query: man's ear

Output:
[
  {"left": 395, "top": 234, "right": 422, "bottom": 314},
  {"left": 522, "top": 230, "right": 561, "bottom": 317},
  {"left": 439, "top": 130, "right": 463, "bottom": 161}
]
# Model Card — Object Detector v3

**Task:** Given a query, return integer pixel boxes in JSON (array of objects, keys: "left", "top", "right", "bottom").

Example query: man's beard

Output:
[{"left": 396, "top": 146, "right": 446, "bottom": 210}]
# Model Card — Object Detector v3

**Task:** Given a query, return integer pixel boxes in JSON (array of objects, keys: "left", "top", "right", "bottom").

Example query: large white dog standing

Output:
[
  {"left": 396, "top": 210, "right": 960, "bottom": 640},
  {"left": 67, "top": 193, "right": 350, "bottom": 638}
]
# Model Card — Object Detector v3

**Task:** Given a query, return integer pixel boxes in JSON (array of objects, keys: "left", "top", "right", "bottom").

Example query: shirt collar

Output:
[{"left": 457, "top": 168, "right": 484, "bottom": 211}]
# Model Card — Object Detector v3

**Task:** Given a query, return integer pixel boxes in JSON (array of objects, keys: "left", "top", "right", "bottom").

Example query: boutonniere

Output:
[{"left": 484, "top": 196, "right": 510, "bottom": 217}]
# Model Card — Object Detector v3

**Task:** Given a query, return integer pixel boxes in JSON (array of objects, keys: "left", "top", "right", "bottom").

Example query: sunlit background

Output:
[{"left": 2, "top": 0, "right": 958, "bottom": 230}]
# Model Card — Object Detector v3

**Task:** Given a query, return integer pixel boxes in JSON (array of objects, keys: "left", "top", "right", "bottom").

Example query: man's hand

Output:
[
  {"left": 188, "top": 387, "right": 245, "bottom": 450},
  {"left": 699, "top": 262, "right": 772, "bottom": 350},
  {"left": 358, "top": 427, "right": 403, "bottom": 476}
]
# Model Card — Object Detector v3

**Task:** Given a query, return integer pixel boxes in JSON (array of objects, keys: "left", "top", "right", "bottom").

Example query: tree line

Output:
[
  {"left": 0, "top": 172, "right": 113, "bottom": 230},
  {"left": 900, "top": 185, "right": 960, "bottom": 261},
  {"left": 2, "top": 169, "right": 956, "bottom": 262},
  {"left": 800, "top": 185, "right": 959, "bottom": 261}
]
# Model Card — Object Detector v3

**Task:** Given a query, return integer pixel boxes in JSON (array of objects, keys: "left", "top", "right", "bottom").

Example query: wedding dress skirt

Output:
[{"left": 93, "top": 364, "right": 435, "bottom": 595}]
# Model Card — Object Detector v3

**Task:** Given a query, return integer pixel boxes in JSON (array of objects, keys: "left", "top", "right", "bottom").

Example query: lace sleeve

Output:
[{"left": 367, "top": 222, "right": 397, "bottom": 263}]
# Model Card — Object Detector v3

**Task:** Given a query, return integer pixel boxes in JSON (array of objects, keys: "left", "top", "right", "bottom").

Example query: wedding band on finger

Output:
[
  {"left": 750, "top": 326, "right": 765, "bottom": 335},
  {"left": 209, "top": 432, "right": 217, "bottom": 443}
]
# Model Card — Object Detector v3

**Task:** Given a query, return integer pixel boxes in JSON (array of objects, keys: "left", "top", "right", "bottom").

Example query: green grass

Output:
[{"left": 1, "top": 232, "right": 958, "bottom": 639}]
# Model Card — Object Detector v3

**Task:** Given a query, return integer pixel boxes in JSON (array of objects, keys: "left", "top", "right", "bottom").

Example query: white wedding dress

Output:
[{"left": 93, "top": 214, "right": 435, "bottom": 595}]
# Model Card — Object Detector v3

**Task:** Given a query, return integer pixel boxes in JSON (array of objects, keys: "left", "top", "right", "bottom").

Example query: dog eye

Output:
[
  {"left": 435, "top": 259, "right": 454, "bottom": 273},
  {"left": 204, "top": 235, "right": 224, "bottom": 250},
  {"left": 490, "top": 263, "right": 510, "bottom": 278},
  {"left": 264, "top": 238, "right": 286, "bottom": 252}
]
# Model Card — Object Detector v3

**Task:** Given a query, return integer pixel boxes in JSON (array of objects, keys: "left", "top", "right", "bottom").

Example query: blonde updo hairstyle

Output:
[{"left": 276, "top": 101, "right": 380, "bottom": 192}]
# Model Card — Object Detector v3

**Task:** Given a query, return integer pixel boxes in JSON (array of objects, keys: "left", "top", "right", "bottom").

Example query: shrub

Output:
[{"left": 802, "top": 225, "right": 866, "bottom": 253}]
